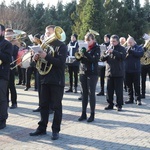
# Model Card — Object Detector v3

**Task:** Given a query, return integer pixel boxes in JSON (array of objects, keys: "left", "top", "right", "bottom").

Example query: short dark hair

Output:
[
  {"left": 0, "top": 24, "right": 5, "bottom": 31},
  {"left": 110, "top": 34, "right": 119, "bottom": 42}
]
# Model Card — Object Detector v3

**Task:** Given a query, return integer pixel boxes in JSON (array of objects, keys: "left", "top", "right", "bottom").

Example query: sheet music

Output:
[
  {"left": 28, "top": 45, "right": 43, "bottom": 53},
  {"left": 100, "top": 45, "right": 107, "bottom": 52},
  {"left": 78, "top": 42, "right": 88, "bottom": 50}
]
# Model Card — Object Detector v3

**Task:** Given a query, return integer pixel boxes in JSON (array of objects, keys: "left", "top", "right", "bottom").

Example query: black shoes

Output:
[
  {"left": 87, "top": 113, "right": 94, "bottom": 122},
  {"left": 33, "top": 107, "right": 41, "bottom": 112},
  {"left": 10, "top": 104, "right": 17, "bottom": 109},
  {"left": 51, "top": 132, "right": 59, "bottom": 140},
  {"left": 78, "top": 113, "right": 87, "bottom": 121},
  {"left": 29, "top": 129, "right": 46, "bottom": 136},
  {"left": 97, "top": 91, "right": 104, "bottom": 96},
  {"left": 24, "top": 86, "right": 31, "bottom": 91},
  {"left": 136, "top": 101, "right": 142, "bottom": 105},
  {"left": 65, "top": 88, "right": 73, "bottom": 93},
  {"left": 24, "top": 87, "right": 29, "bottom": 91},
  {"left": 125, "top": 100, "right": 134, "bottom": 104},
  {"left": 16, "top": 82, "right": 22, "bottom": 85},
  {"left": 78, "top": 95, "right": 82, "bottom": 100},
  {"left": 116, "top": 106, "right": 122, "bottom": 111},
  {"left": 104, "top": 105, "right": 114, "bottom": 110},
  {"left": 0, "top": 120, "right": 6, "bottom": 130}
]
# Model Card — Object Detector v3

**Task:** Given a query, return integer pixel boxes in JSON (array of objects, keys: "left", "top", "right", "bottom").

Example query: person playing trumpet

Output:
[
  {"left": 125, "top": 36, "right": 144, "bottom": 105},
  {"left": 77, "top": 32, "right": 100, "bottom": 122},
  {"left": 101, "top": 35, "right": 126, "bottom": 111}
]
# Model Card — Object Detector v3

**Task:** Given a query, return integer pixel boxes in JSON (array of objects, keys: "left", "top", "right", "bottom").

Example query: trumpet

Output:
[{"left": 104, "top": 45, "right": 114, "bottom": 56}]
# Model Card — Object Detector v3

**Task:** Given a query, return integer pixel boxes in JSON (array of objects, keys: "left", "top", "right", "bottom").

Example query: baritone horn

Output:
[
  {"left": 141, "top": 33, "right": 150, "bottom": 65},
  {"left": 36, "top": 26, "right": 66, "bottom": 75}
]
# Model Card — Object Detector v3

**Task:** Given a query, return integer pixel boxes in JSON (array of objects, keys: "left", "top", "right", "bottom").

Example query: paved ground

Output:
[{"left": 0, "top": 78, "right": 150, "bottom": 150}]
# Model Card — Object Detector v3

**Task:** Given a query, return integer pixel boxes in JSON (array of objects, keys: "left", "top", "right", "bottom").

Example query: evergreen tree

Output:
[
  {"left": 143, "top": 0, "right": 150, "bottom": 34},
  {"left": 71, "top": 0, "right": 87, "bottom": 39},
  {"left": 74, "top": 0, "right": 105, "bottom": 42}
]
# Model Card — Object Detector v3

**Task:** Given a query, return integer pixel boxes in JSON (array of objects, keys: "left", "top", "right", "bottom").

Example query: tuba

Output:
[
  {"left": 141, "top": 33, "right": 150, "bottom": 65},
  {"left": 36, "top": 26, "right": 66, "bottom": 75}
]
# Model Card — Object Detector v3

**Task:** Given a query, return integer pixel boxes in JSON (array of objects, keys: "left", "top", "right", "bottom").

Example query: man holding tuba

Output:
[{"left": 30, "top": 25, "right": 67, "bottom": 140}]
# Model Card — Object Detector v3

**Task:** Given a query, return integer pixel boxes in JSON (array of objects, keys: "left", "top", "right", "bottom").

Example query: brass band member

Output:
[
  {"left": 5, "top": 28, "right": 19, "bottom": 109},
  {"left": 30, "top": 25, "right": 67, "bottom": 140},
  {"left": 78, "top": 32, "right": 100, "bottom": 122},
  {"left": 101, "top": 35, "right": 126, "bottom": 111},
  {"left": 141, "top": 36, "right": 150, "bottom": 99},
  {"left": 97, "top": 34, "right": 110, "bottom": 96},
  {"left": 65, "top": 34, "right": 79, "bottom": 93},
  {"left": 125, "top": 37, "right": 144, "bottom": 105},
  {"left": 0, "top": 24, "right": 12, "bottom": 129}
]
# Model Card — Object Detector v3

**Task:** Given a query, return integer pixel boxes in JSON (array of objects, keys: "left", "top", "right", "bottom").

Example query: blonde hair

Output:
[{"left": 85, "top": 32, "right": 95, "bottom": 41}]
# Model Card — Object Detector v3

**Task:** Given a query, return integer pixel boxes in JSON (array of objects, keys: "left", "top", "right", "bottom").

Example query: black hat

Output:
[
  {"left": 34, "top": 33, "right": 41, "bottom": 39},
  {"left": 104, "top": 34, "right": 110, "bottom": 39},
  {"left": 72, "top": 33, "right": 78, "bottom": 40}
]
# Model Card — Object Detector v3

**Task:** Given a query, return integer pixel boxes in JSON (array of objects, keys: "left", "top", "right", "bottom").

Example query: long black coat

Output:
[{"left": 0, "top": 39, "right": 12, "bottom": 81}]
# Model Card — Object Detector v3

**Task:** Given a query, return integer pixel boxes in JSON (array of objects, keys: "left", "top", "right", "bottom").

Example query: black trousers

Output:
[
  {"left": 0, "top": 79, "right": 8, "bottom": 122},
  {"left": 80, "top": 74, "right": 98, "bottom": 113},
  {"left": 68, "top": 66, "right": 79, "bottom": 88},
  {"left": 106, "top": 77, "right": 123, "bottom": 107},
  {"left": 17, "top": 66, "right": 26, "bottom": 84},
  {"left": 141, "top": 65, "right": 150, "bottom": 95},
  {"left": 26, "top": 67, "right": 37, "bottom": 89},
  {"left": 126, "top": 72, "right": 141, "bottom": 101},
  {"left": 36, "top": 72, "right": 41, "bottom": 106},
  {"left": 98, "top": 66, "right": 105, "bottom": 92},
  {"left": 38, "top": 84, "right": 64, "bottom": 133},
  {"left": 7, "top": 69, "right": 17, "bottom": 105}
]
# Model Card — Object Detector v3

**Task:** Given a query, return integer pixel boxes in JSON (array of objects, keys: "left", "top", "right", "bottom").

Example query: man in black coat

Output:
[
  {"left": 125, "top": 37, "right": 144, "bottom": 105},
  {"left": 101, "top": 35, "right": 126, "bottom": 111},
  {"left": 5, "top": 28, "right": 19, "bottom": 109},
  {"left": 29, "top": 25, "right": 67, "bottom": 140},
  {"left": 0, "top": 24, "right": 12, "bottom": 129}
]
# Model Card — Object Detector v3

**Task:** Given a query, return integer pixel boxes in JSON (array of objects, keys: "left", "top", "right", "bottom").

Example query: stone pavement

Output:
[{"left": 0, "top": 80, "right": 150, "bottom": 150}]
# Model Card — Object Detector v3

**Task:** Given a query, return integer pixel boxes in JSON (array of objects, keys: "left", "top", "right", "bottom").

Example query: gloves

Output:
[{"left": 81, "top": 47, "right": 86, "bottom": 54}]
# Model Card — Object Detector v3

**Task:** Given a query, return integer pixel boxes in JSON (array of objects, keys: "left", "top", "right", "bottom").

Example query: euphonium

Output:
[
  {"left": 36, "top": 26, "right": 66, "bottom": 75},
  {"left": 141, "top": 39, "right": 150, "bottom": 65}
]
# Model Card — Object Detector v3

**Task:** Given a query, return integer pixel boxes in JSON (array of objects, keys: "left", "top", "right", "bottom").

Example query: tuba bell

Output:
[{"left": 36, "top": 26, "right": 66, "bottom": 75}]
